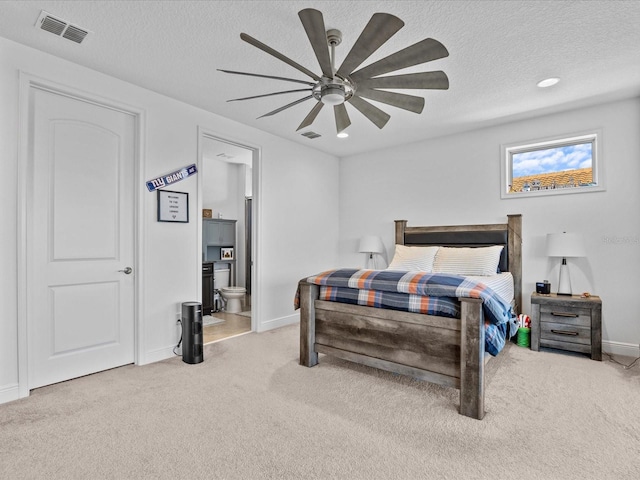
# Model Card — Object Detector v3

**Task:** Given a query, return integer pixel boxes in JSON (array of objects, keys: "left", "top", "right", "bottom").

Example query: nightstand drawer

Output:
[
  {"left": 540, "top": 321, "right": 591, "bottom": 345},
  {"left": 540, "top": 305, "right": 591, "bottom": 327}
]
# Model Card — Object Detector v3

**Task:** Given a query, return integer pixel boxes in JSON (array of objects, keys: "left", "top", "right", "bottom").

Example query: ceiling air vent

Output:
[
  {"left": 35, "top": 11, "right": 91, "bottom": 44},
  {"left": 63, "top": 24, "right": 90, "bottom": 44},
  {"left": 301, "top": 131, "right": 321, "bottom": 139}
]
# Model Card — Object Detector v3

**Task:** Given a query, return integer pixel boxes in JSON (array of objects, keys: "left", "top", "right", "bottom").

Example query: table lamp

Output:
[
  {"left": 546, "top": 232, "right": 586, "bottom": 296},
  {"left": 358, "top": 235, "right": 384, "bottom": 269}
]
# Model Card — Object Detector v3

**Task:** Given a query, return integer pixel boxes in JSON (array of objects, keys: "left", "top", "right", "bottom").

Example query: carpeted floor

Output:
[{"left": 1, "top": 324, "right": 638, "bottom": 479}]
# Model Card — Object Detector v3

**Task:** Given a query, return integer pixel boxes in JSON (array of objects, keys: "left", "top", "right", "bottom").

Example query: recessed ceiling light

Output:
[
  {"left": 537, "top": 77, "right": 560, "bottom": 88},
  {"left": 337, "top": 132, "right": 349, "bottom": 138}
]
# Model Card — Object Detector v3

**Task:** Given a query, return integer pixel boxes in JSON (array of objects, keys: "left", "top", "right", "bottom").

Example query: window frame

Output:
[{"left": 500, "top": 130, "right": 604, "bottom": 199}]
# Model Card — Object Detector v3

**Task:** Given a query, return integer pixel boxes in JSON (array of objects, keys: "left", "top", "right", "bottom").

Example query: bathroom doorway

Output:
[{"left": 198, "top": 131, "right": 259, "bottom": 343}]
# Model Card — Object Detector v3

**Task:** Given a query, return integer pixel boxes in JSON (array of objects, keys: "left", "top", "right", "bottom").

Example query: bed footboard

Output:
[{"left": 298, "top": 280, "right": 486, "bottom": 420}]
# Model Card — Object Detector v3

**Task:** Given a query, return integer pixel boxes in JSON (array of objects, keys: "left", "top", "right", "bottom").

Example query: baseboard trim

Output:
[
  {"left": 142, "top": 314, "right": 300, "bottom": 364},
  {"left": 142, "top": 346, "right": 178, "bottom": 365},
  {"left": 603, "top": 340, "right": 640, "bottom": 358},
  {"left": 257, "top": 312, "right": 299, "bottom": 332},
  {"left": 0, "top": 383, "right": 20, "bottom": 405}
]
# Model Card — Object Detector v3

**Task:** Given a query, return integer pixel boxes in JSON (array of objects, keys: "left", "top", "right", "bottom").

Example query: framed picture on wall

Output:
[
  {"left": 157, "top": 190, "right": 189, "bottom": 223},
  {"left": 221, "top": 248, "right": 234, "bottom": 260}
]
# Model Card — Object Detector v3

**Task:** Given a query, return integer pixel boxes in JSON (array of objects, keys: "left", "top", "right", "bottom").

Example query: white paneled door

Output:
[{"left": 28, "top": 87, "right": 136, "bottom": 389}]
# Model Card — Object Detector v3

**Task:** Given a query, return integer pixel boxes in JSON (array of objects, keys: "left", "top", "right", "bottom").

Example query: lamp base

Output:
[
  {"left": 364, "top": 253, "right": 378, "bottom": 270},
  {"left": 556, "top": 258, "right": 572, "bottom": 296}
]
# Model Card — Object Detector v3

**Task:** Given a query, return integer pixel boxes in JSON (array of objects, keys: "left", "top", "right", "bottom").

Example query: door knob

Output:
[{"left": 118, "top": 267, "right": 133, "bottom": 275}]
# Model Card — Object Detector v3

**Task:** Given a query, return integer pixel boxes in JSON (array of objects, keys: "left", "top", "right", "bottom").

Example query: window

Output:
[{"left": 501, "top": 131, "right": 604, "bottom": 198}]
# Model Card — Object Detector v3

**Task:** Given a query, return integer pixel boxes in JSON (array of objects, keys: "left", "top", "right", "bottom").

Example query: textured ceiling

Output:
[{"left": 1, "top": 0, "right": 640, "bottom": 158}]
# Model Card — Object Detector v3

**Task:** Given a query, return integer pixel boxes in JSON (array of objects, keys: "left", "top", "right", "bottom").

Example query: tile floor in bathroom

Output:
[{"left": 203, "top": 295, "right": 251, "bottom": 344}]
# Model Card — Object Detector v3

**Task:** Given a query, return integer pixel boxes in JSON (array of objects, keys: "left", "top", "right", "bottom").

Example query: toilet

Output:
[
  {"left": 219, "top": 287, "right": 246, "bottom": 313},
  {"left": 214, "top": 268, "right": 246, "bottom": 314}
]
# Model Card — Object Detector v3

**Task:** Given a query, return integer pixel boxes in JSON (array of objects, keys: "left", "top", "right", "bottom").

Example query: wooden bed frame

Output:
[{"left": 298, "top": 214, "right": 522, "bottom": 420}]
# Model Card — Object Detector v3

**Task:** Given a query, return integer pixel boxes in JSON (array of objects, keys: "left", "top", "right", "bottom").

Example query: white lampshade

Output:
[
  {"left": 546, "top": 233, "right": 586, "bottom": 258},
  {"left": 358, "top": 235, "right": 384, "bottom": 254},
  {"left": 359, "top": 235, "right": 384, "bottom": 269}
]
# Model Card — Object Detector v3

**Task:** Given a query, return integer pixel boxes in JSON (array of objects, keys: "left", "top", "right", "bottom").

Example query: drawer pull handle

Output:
[
  {"left": 551, "top": 312, "right": 579, "bottom": 317},
  {"left": 551, "top": 329, "right": 579, "bottom": 336}
]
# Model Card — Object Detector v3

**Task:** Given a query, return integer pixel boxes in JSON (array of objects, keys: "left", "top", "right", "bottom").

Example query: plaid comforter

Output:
[{"left": 295, "top": 268, "right": 518, "bottom": 355}]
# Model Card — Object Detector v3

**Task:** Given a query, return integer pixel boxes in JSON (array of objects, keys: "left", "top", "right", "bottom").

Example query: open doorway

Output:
[{"left": 198, "top": 131, "right": 258, "bottom": 343}]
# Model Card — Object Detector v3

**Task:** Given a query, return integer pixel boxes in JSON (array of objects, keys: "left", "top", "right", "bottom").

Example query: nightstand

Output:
[{"left": 530, "top": 293, "right": 602, "bottom": 361}]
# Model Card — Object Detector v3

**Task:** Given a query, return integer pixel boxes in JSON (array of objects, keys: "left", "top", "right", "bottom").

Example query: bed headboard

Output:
[{"left": 394, "top": 214, "right": 522, "bottom": 313}]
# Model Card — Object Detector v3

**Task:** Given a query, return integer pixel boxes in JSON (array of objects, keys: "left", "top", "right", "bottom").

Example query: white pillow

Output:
[
  {"left": 387, "top": 245, "right": 439, "bottom": 272},
  {"left": 433, "top": 245, "right": 504, "bottom": 276}
]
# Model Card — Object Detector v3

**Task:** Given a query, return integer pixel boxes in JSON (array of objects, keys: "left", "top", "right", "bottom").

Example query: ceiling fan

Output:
[{"left": 219, "top": 8, "right": 449, "bottom": 134}]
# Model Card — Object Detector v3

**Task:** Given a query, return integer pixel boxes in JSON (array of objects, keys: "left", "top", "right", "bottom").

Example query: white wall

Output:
[
  {"left": 339, "top": 97, "right": 640, "bottom": 356},
  {"left": 201, "top": 156, "right": 247, "bottom": 288},
  {"left": 0, "top": 37, "right": 340, "bottom": 403},
  {"left": 202, "top": 157, "right": 242, "bottom": 220}
]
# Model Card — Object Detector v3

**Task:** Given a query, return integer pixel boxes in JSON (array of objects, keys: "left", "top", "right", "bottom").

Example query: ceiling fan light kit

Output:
[
  {"left": 220, "top": 8, "right": 449, "bottom": 135},
  {"left": 320, "top": 86, "right": 346, "bottom": 105}
]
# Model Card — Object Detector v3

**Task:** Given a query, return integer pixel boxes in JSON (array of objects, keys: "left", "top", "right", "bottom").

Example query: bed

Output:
[{"left": 296, "top": 214, "right": 522, "bottom": 420}]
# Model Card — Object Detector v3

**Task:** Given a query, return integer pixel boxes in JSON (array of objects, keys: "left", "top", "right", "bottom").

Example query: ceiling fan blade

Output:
[
  {"left": 334, "top": 103, "right": 351, "bottom": 133},
  {"left": 218, "top": 69, "right": 315, "bottom": 86},
  {"left": 357, "top": 71, "right": 449, "bottom": 90},
  {"left": 356, "top": 89, "right": 424, "bottom": 113},
  {"left": 257, "top": 95, "right": 314, "bottom": 118},
  {"left": 240, "top": 33, "right": 320, "bottom": 81},
  {"left": 299, "top": 9, "right": 334, "bottom": 79},
  {"left": 335, "top": 13, "right": 404, "bottom": 78},
  {"left": 227, "top": 89, "right": 313, "bottom": 102},
  {"left": 347, "top": 95, "right": 390, "bottom": 129},
  {"left": 350, "top": 38, "right": 449, "bottom": 81},
  {"left": 297, "top": 102, "right": 324, "bottom": 131}
]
